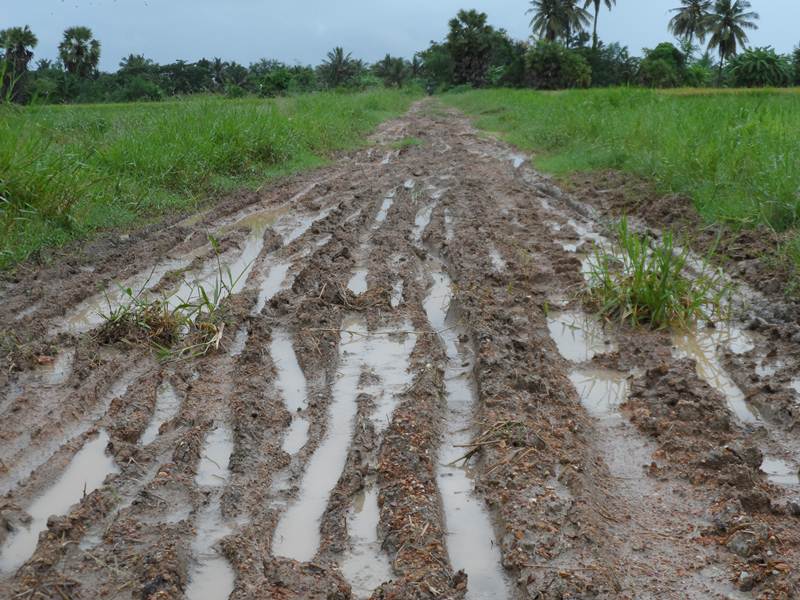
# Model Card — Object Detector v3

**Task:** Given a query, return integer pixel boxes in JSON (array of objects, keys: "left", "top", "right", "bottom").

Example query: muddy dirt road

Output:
[{"left": 2, "top": 100, "right": 800, "bottom": 599}]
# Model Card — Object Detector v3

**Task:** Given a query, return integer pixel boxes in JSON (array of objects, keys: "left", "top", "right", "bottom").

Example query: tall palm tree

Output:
[
  {"left": 319, "top": 47, "right": 358, "bottom": 88},
  {"left": 583, "top": 0, "right": 616, "bottom": 50},
  {"left": 669, "top": 0, "right": 713, "bottom": 47},
  {"left": 706, "top": 0, "right": 759, "bottom": 78},
  {"left": 58, "top": 26, "right": 101, "bottom": 77},
  {"left": 0, "top": 25, "right": 38, "bottom": 76},
  {"left": 528, "top": 0, "right": 591, "bottom": 43}
]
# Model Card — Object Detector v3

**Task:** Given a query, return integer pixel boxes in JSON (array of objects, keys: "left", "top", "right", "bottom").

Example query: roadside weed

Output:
[{"left": 585, "top": 217, "right": 729, "bottom": 329}]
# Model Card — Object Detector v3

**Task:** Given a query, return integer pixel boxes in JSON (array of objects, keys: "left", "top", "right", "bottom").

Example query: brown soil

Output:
[{"left": 1, "top": 100, "right": 799, "bottom": 600}]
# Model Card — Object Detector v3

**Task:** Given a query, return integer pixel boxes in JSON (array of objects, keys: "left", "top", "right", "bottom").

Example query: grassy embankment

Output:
[
  {"left": 444, "top": 87, "right": 800, "bottom": 278},
  {"left": 0, "top": 89, "right": 418, "bottom": 269}
]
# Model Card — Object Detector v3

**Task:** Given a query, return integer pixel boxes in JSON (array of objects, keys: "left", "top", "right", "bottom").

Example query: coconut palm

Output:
[
  {"left": 318, "top": 47, "right": 361, "bottom": 88},
  {"left": 669, "top": 0, "right": 713, "bottom": 47},
  {"left": 528, "top": 0, "right": 591, "bottom": 43},
  {"left": 58, "top": 26, "right": 101, "bottom": 77},
  {"left": 583, "top": 0, "right": 616, "bottom": 50},
  {"left": 0, "top": 25, "right": 38, "bottom": 75},
  {"left": 706, "top": 0, "right": 759, "bottom": 78}
]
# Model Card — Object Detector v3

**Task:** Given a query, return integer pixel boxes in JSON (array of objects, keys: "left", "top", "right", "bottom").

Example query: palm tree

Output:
[
  {"left": 528, "top": 0, "right": 591, "bottom": 43},
  {"left": 583, "top": 0, "right": 616, "bottom": 50},
  {"left": 58, "top": 26, "right": 101, "bottom": 77},
  {"left": 706, "top": 0, "right": 759, "bottom": 80},
  {"left": 669, "top": 0, "right": 713, "bottom": 47},
  {"left": 0, "top": 25, "right": 38, "bottom": 76},
  {"left": 319, "top": 47, "right": 359, "bottom": 88}
]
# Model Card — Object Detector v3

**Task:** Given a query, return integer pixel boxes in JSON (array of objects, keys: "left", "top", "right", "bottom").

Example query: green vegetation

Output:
[
  {"left": 444, "top": 88, "right": 800, "bottom": 235},
  {"left": 0, "top": 89, "right": 417, "bottom": 268},
  {"left": 100, "top": 236, "right": 245, "bottom": 360},
  {"left": 585, "top": 218, "right": 727, "bottom": 329}
]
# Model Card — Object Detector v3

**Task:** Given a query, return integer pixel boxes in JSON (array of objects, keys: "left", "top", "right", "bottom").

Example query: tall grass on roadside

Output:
[
  {"left": 585, "top": 217, "right": 728, "bottom": 329},
  {"left": 444, "top": 87, "right": 800, "bottom": 237},
  {"left": 0, "top": 89, "right": 417, "bottom": 269}
]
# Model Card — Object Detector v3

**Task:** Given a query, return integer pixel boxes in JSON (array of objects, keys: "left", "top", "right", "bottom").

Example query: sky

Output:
[{"left": 5, "top": 1, "right": 799, "bottom": 71}]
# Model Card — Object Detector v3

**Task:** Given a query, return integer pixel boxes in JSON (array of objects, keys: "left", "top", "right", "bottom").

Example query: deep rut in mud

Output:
[{"left": 2, "top": 100, "right": 800, "bottom": 599}]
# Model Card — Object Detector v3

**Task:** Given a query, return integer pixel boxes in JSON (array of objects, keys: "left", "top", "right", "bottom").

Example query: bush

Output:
[
  {"left": 794, "top": 46, "right": 800, "bottom": 85},
  {"left": 118, "top": 76, "right": 163, "bottom": 101},
  {"left": 525, "top": 41, "right": 591, "bottom": 90},
  {"left": 638, "top": 42, "right": 686, "bottom": 88},
  {"left": 728, "top": 47, "right": 792, "bottom": 88}
]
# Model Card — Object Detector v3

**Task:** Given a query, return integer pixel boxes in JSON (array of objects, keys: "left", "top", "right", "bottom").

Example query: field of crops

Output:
[
  {"left": 0, "top": 89, "right": 417, "bottom": 268},
  {"left": 445, "top": 87, "right": 800, "bottom": 262}
]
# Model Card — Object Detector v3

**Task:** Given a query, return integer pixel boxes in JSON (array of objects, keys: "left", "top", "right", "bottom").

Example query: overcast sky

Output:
[{"left": 5, "top": 1, "right": 799, "bottom": 71}]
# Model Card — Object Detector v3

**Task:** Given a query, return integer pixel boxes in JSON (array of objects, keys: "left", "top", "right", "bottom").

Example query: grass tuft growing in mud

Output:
[
  {"left": 98, "top": 238, "right": 245, "bottom": 360},
  {"left": 585, "top": 218, "right": 728, "bottom": 329},
  {"left": 0, "top": 89, "right": 418, "bottom": 269}
]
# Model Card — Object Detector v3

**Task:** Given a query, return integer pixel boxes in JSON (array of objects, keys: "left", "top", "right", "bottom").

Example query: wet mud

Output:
[{"left": 1, "top": 100, "right": 800, "bottom": 600}]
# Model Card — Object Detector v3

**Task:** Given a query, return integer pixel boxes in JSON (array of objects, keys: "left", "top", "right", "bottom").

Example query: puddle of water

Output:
[
  {"left": 226, "top": 206, "right": 289, "bottom": 234},
  {"left": 196, "top": 425, "right": 233, "bottom": 487},
  {"left": 228, "top": 327, "right": 249, "bottom": 358},
  {"left": 422, "top": 259, "right": 512, "bottom": 600},
  {"left": 272, "top": 316, "right": 369, "bottom": 562},
  {"left": 253, "top": 260, "right": 292, "bottom": 315},
  {"left": 547, "top": 312, "right": 615, "bottom": 363},
  {"left": 40, "top": 350, "right": 75, "bottom": 386},
  {"left": 278, "top": 206, "right": 334, "bottom": 246},
  {"left": 489, "top": 246, "right": 506, "bottom": 272},
  {"left": 412, "top": 205, "right": 435, "bottom": 244},
  {"left": 761, "top": 457, "right": 800, "bottom": 486},
  {"left": 340, "top": 484, "right": 393, "bottom": 597},
  {"left": 403, "top": 179, "right": 415, "bottom": 190},
  {"left": 510, "top": 154, "right": 526, "bottom": 169},
  {"left": 140, "top": 381, "right": 182, "bottom": 446},
  {"left": 756, "top": 358, "right": 783, "bottom": 379},
  {"left": 347, "top": 269, "right": 369, "bottom": 295},
  {"left": 185, "top": 497, "right": 235, "bottom": 600},
  {"left": 672, "top": 327, "right": 760, "bottom": 425},
  {"left": 0, "top": 431, "right": 118, "bottom": 574},
  {"left": 444, "top": 209, "right": 455, "bottom": 242},
  {"left": 374, "top": 191, "right": 396, "bottom": 225},
  {"left": 569, "top": 370, "right": 629, "bottom": 418},
  {"left": 791, "top": 378, "right": 800, "bottom": 397},
  {"left": 271, "top": 329, "right": 310, "bottom": 456},
  {"left": 390, "top": 281, "right": 404, "bottom": 309}
]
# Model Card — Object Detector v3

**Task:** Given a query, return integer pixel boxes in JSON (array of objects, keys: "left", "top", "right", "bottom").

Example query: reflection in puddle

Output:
[
  {"left": 254, "top": 260, "right": 292, "bottom": 315},
  {"left": 444, "top": 208, "right": 455, "bottom": 242},
  {"left": 547, "top": 312, "right": 614, "bottom": 363},
  {"left": 412, "top": 205, "right": 435, "bottom": 244},
  {"left": 195, "top": 424, "right": 233, "bottom": 487},
  {"left": 271, "top": 329, "right": 310, "bottom": 456},
  {"left": 272, "top": 317, "right": 368, "bottom": 562},
  {"left": 374, "top": 190, "right": 396, "bottom": 225},
  {"left": 140, "top": 381, "right": 182, "bottom": 446},
  {"left": 40, "top": 350, "right": 75, "bottom": 386},
  {"left": 185, "top": 497, "right": 235, "bottom": 600},
  {"left": 0, "top": 431, "right": 118, "bottom": 573},
  {"left": 228, "top": 328, "right": 249, "bottom": 358},
  {"left": 273, "top": 316, "right": 415, "bottom": 564},
  {"left": 569, "top": 370, "right": 629, "bottom": 418},
  {"left": 423, "top": 258, "right": 511, "bottom": 600},
  {"left": 391, "top": 281, "right": 404, "bottom": 308},
  {"left": 340, "top": 485, "right": 393, "bottom": 597},
  {"left": 489, "top": 246, "right": 506, "bottom": 272},
  {"left": 347, "top": 269, "right": 369, "bottom": 295},
  {"left": 762, "top": 457, "right": 800, "bottom": 486},
  {"left": 672, "top": 327, "right": 760, "bottom": 424},
  {"left": 756, "top": 358, "right": 783, "bottom": 379}
]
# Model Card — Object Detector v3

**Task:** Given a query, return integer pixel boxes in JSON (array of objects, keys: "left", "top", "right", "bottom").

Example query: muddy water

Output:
[
  {"left": 569, "top": 370, "right": 630, "bottom": 418},
  {"left": 672, "top": 326, "right": 760, "bottom": 424},
  {"left": 340, "top": 483, "right": 393, "bottom": 598},
  {"left": 186, "top": 423, "right": 235, "bottom": 600},
  {"left": 196, "top": 424, "right": 234, "bottom": 487},
  {"left": 547, "top": 312, "right": 615, "bottom": 364},
  {"left": 272, "top": 316, "right": 369, "bottom": 562},
  {"left": 0, "top": 431, "right": 118, "bottom": 573},
  {"left": 374, "top": 190, "right": 396, "bottom": 225},
  {"left": 253, "top": 260, "right": 292, "bottom": 315},
  {"left": 271, "top": 329, "right": 310, "bottom": 456},
  {"left": 762, "top": 457, "right": 800, "bottom": 486},
  {"left": 140, "top": 381, "right": 182, "bottom": 446},
  {"left": 185, "top": 498, "right": 235, "bottom": 600},
  {"left": 422, "top": 258, "right": 511, "bottom": 600},
  {"left": 390, "top": 281, "right": 404, "bottom": 308},
  {"left": 347, "top": 269, "right": 369, "bottom": 295},
  {"left": 412, "top": 204, "right": 436, "bottom": 244}
]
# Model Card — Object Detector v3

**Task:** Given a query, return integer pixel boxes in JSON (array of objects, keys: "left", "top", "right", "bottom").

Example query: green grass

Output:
[
  {"left": 443, "top": 87, "right": 800, "bottom": 243},
  {"left": 0, "top": 89, "right": 418, "bottom": 269},
  {"left": 585, "top": 217, "right": 728, "bottom": 329}
]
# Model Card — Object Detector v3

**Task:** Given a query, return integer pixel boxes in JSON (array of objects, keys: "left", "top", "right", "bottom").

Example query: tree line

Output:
[{"left": 2, "top": 1, "right": 800, "bottom": 104}]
